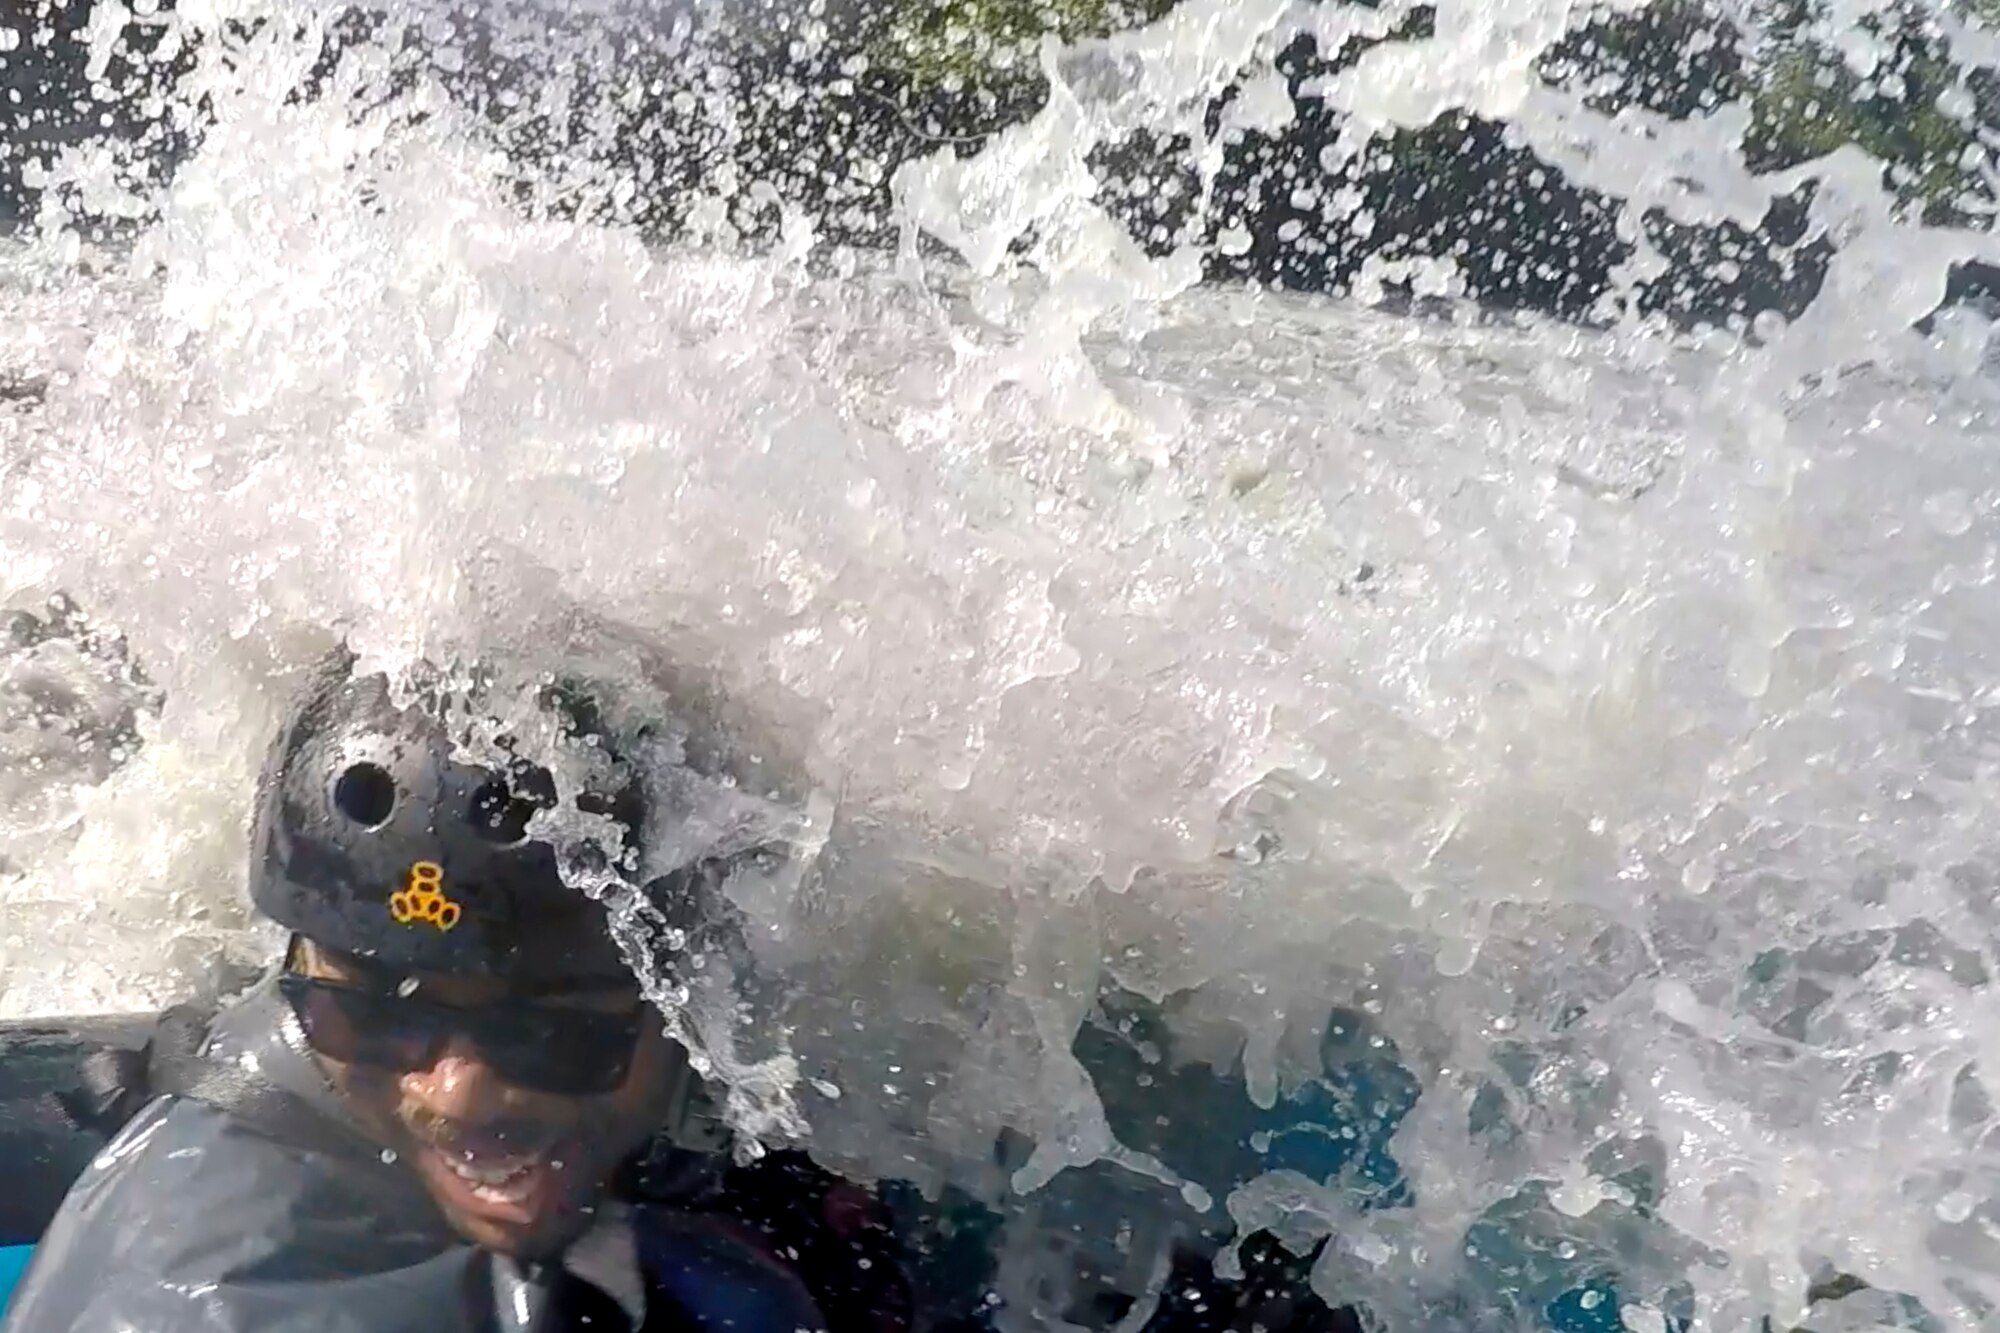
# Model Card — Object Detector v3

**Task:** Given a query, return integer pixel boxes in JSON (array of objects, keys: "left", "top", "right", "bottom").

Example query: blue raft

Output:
[{"left": 0, "top": 1248, "right": 28, "bottom": 1311}]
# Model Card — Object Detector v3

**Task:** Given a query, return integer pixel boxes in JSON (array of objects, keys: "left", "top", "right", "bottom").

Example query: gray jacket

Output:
[{"left": 0, "top": 982, "right": 592, "bottom": 1333}]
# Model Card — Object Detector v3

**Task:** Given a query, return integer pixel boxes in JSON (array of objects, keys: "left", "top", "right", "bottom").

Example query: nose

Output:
[{"left": 401, "top": 1033, "right": 514, "bottom": 1120}]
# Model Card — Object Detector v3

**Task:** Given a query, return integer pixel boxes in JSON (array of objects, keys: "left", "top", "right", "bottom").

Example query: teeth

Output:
[
  {"left": 441, "top": 1152, "right": 538, "bottom": 1202},
  {"left": 451, "top": 1158, "right": 531, "bottom": 1185},
  {"left": 468, "top": 1173, "right": 536, "bottom": 1205}
]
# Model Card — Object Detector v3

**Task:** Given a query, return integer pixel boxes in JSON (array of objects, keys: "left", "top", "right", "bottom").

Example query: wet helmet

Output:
[{"left": 249, "top": 650, "right": 670, "bottom": 984}]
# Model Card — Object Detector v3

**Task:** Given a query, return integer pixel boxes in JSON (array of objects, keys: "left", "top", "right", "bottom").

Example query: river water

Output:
[{"left": 3, "top": 0, "right": 2000, "bottom": 1328}]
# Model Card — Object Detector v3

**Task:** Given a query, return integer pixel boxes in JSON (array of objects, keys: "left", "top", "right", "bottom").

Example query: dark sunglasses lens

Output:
[
  {"left": 282, "top": 976, "right": 642, "bottom": 1095},
  {"left": 476, "top": 1008, "right": 641, "bottom": 1096},
  {"left": 283, "top": 977, "right": 440, "bottom": 1071}
]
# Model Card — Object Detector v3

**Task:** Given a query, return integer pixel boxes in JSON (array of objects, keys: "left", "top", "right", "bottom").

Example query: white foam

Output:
[{"left": 3, "top": 0, "right": 2000, "bottom": 1325}]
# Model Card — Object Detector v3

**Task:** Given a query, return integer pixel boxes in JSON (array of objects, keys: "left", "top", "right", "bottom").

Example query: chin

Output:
[
  {"left": 442, "top": 1195, "right": 600, "bottom": 1262},
  {"left": 452, "top": 1210, "right": 578, "bottom": 1260}
]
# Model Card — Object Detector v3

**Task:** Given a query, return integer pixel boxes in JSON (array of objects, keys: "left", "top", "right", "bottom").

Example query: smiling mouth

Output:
[
  {"left": 439, "top": 1149, "right": 544, "bottom": 1204},
  {"left": 406, "top": 1119, "right": 577, "bottom": 1215}
]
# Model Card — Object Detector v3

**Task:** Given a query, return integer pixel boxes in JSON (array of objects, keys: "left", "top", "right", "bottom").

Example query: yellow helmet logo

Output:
[{"left": 389, "top": 861, "right": 461, "bottom": 932}]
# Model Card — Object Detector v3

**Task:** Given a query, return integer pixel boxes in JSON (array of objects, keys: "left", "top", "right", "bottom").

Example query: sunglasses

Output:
[{"left": 278, "top": 972, "right": 646, "bottom": 1096}]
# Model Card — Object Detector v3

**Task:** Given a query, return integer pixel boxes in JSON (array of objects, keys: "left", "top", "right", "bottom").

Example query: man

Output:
[{"left": 2, "top": 650, "right": 909, "bottom": 1333}]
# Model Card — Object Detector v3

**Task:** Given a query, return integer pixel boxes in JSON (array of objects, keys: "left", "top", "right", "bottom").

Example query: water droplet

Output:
[
  {"left": 1924, "top": 489, "right": 1974, "bottom": 536},
  {"left": 1621, "top": 1306, "right": 1666, "bottom": 1333}
]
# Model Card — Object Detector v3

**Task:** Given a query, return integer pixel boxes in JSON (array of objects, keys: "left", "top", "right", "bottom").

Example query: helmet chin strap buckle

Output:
[{"left": 490, "top": 1257, "right": 558, "bottom": 1333}]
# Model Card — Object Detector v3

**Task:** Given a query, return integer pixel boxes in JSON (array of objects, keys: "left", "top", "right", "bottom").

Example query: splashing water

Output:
[{"left": 3, "top": 0, "right": 2000, "bottom": 1326}]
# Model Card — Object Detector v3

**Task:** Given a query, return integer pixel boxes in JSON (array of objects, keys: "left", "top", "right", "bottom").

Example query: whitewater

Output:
[{"left": 3, "top": 0, "right": 2000, "bottom": 1327}]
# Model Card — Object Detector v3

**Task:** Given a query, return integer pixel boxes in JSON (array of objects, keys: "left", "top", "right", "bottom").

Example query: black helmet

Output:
[{"left": 249, "top": 650, "right": 681, "bottom": 984}]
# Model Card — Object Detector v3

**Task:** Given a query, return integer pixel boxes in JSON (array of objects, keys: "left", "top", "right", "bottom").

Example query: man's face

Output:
[{"left": 292, "top": 941, "right": 681, "bottom": 1258}]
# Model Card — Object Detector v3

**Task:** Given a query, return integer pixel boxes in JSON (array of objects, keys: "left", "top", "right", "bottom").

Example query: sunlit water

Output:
[{"left": 4, "top": 0, "right": 2000, "bottom": 1327}]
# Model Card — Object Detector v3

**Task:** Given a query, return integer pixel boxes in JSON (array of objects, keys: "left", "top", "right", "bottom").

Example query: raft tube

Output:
[{"left": 0, "top": 1015, "right": 156, "bottom": 1308}]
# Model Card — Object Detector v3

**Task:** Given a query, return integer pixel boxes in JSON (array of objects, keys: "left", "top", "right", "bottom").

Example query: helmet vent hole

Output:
[
  {"left": 333, "top": 763, "right": 398, "bottom": 828},
  {"left": 471, "top": 779, "right": 538, "bottom": 845}
]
